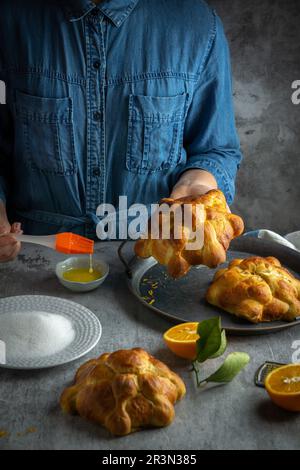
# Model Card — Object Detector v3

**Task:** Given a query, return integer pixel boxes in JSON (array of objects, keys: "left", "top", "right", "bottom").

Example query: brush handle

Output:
[{"left": 15, "top": 234, "right": 56, "bottom": 250}]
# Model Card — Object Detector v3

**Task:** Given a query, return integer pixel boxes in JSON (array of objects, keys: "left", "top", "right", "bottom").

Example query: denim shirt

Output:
[{"left": 0, "top": 0, "right": 242, "bottom": 237}]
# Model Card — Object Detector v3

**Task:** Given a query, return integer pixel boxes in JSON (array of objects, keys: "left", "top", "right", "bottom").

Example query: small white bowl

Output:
[{"left": 56, "top": 256, "right": 109, "bottom": 293}]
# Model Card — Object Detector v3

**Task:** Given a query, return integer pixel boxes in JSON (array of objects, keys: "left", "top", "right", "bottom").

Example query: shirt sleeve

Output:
[
  {"left": 0, "top": 100, "right": 13, "bottom": 204},
  {"left": 0, "top": 18, "right": 8, "bottom": 204},
  {"left": 180, "top": 11, "right": 242, "bottom": 205}
]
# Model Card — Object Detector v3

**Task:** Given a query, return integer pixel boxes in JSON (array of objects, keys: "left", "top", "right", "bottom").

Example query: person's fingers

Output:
[
  {"left": 0, "top": 223, "right": 22, "bottom": 262},
  {"left": 11, "top": 222, "right": 23, "bottom": 234},
  {"left": 5, "top": 241, "right": 21, "bottom": 262},
  {"left": 0, "top": 221, "right": 11, "bottom": 235},
  {"left": 0, "top": 233, "right": 18, "bottom": 244},
  {"left": 0, "top": 202, "right": 12, "bottom": 235},
  {"left": 1, "top": 247, "right": 20, "bottom": 262},
  {"left": 170, "top": 184, "right": 189, "bottom": 199},
  {"left": 0, "top": 240, "right": 19, "bottom": 262},
  {"left": 170, "top": 184, "right": 213, "bottom": 200}
]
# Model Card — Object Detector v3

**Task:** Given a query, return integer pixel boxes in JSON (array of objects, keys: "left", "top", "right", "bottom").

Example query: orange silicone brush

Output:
[
  {"left": 55, "top": 233, "right": 94, "bottom": 255},
  {"left": 15, "top": 232, "right": 95, "bottom": 255}
]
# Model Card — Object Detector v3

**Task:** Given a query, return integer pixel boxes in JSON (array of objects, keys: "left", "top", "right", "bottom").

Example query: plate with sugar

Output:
[{"left": 0, "top": 296, "right": 102, "bottom": 369}]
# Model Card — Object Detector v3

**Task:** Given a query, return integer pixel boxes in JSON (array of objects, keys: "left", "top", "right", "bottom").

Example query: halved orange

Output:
[
  {"left": 163, "top": 322, "right": 199, "bottom": 360},
  {"left": 265, "top": 364, "right": 300, "bottom": 412}
]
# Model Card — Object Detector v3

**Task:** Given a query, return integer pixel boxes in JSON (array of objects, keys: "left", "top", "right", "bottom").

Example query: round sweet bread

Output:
[
  {"left": 135, "top": 189, "right": 244, "bottom": 279},
  {"left": 206, "top": 256, "right": 300, "bottom": 323},
  {"left": 60, "top": 348, "right": 186, "bottom": 436}
]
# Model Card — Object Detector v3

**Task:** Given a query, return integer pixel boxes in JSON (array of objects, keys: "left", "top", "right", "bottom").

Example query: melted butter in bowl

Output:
[
  {"left": 56, "top": 256, "right": 109, "bottom": 292},
  {"left": 63, "top": 268, "right": 103, "bottom": 283}
]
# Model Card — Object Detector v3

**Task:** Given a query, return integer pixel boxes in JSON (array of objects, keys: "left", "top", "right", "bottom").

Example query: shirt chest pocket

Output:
[
  {"left": 126, "top": 93, "right": 188, "bottom": 174},
  {"left": 15, "top": 90, "right": 77, "bottom": 176}
]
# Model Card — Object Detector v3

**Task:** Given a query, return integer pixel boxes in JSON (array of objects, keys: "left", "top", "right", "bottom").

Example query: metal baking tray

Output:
[{"left": 118, "top": 237, "right": 300, "bottom": 335}]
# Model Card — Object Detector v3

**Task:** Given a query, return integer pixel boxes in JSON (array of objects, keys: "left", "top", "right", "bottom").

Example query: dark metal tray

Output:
[{"left": 118, "top": 237, "right": 300, "bottom": 335}]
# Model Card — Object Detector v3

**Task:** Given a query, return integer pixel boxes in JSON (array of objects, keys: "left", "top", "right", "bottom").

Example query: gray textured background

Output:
[
  {"left": 0, "top": 1, "right": 299, "bottom": 234},
  {"left": 209, "top": 0, "right": 300, "bottom": 234}
]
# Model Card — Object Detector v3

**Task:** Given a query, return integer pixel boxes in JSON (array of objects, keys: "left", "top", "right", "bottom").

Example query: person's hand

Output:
[
  {"left": 170, "top": 169, "right": 218, "bottom": 199},
  {"left": 171, "top": 169, "right": 231, "bottom": 212},
  {"left": 0, "top": 201, "right": 22, "bottom": 262}
]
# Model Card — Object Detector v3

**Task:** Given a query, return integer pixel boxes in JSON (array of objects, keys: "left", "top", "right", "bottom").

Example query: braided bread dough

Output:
[
  {"left": 135, "top": 190, "right": 244, "bottom": 278},
  {"left": 60, "top": 348, "right": 186, "bottom": 436},
  {"left": 206, "top": 257, "right": 300, "bottom": 323}
]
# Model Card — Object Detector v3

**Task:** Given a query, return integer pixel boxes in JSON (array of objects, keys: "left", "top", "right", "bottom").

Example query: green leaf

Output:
[
  {"left": 196, "top": 317, "right": 223, "bottom": 363},
  {"left": 205, "top": 352, "right": 250, "bottom": 384},
  {"left": 210, "top": 329, "right": 227, "bottom": 359}
]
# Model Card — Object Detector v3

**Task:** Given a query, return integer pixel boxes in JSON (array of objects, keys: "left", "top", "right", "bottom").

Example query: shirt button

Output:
[
  {"left": 93, "top": 167, "right": 101, "bottom": 177},
  {"left": 93, "top": 111, "right": 102, "bottom": 121},
  {"left": 93, "top": 60, "right": 100, "bottom": 69}
]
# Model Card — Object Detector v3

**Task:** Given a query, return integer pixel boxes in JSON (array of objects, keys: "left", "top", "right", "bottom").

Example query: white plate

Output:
[{"left": 0, "top": 296, "right": 102, "bottom": 370}]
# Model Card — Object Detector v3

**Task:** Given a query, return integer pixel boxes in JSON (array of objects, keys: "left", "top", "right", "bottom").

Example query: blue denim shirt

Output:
[{"left": 0, "top": 0, "right": 242, "bottom": 237}]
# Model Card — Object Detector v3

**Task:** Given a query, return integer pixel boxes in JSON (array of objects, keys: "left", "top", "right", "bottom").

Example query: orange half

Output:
[
  {"left": 163, "top": 322, "right": 199, "bottom": 360},
  {"left": 265, "top": 364, "right": 300, "bottom": 412}
]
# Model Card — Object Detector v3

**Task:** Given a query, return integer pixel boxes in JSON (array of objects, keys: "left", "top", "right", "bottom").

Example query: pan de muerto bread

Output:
[
  {"left": 60, "top": 348, "right": 186, "bottom": 436},
  {"left": 206, "top": 256, "right": 300, "bottom": 323},
  {"left": 135, "top": 189, "right": 244, "bottom": 279}
]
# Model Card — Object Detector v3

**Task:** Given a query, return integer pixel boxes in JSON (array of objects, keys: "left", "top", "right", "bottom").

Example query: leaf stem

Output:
[
  {"left": 192, "top": 361, "right": 207, "bottom": 387},
  {"left": 192, "top": 361, "right": 200, "bottom": 386}
]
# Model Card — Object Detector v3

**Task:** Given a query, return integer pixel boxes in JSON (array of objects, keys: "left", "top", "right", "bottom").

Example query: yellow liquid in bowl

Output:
[{"left": 63, "top": 268, "right": 103, "bottom": 283}]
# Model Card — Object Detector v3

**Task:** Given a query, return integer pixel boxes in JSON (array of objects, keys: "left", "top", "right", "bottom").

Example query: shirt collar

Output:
[{"left": 63, "top": 0, "right": 140, "bottom": 27}]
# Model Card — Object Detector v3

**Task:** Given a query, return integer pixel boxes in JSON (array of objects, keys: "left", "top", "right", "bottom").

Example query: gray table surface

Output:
[{"left": 0, "top": 241, "right": 299, "bottom": 450}]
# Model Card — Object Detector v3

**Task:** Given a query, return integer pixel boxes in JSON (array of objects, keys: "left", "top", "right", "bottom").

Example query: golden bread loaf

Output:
[
  {"left": 135, "top": 189, "right": 244, "bottom": 278},
  {"left": 60, "top": 348, "right": 186, "bottom": 436},
  {"left": 206, "top": 256, "right": 300, "bottom": 323}
]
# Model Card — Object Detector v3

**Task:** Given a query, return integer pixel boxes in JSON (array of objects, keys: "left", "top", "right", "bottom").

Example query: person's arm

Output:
[
  {"left": 0, "top": 90, "right": 10, "bottom": 205},
  {"left": 171, "top": 11, "right": 242, "bottom": 204},
  {"left": 0, "top": 88, "right": 22, "bottom": 261}
]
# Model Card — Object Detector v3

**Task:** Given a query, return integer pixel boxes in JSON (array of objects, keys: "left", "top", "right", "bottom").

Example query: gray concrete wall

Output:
[{"left": 209, "top": 0, "right": 300, "bottom": 234}]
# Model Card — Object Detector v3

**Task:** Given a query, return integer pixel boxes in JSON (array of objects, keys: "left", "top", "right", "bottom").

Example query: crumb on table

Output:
[{"left": 16, "top": 427, "right": 37, "bottom": 437}]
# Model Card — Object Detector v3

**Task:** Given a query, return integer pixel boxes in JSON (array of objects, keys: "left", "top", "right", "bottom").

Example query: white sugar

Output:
[{"left": 0, "top": 311, "right": 75, "bottom": 360}]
